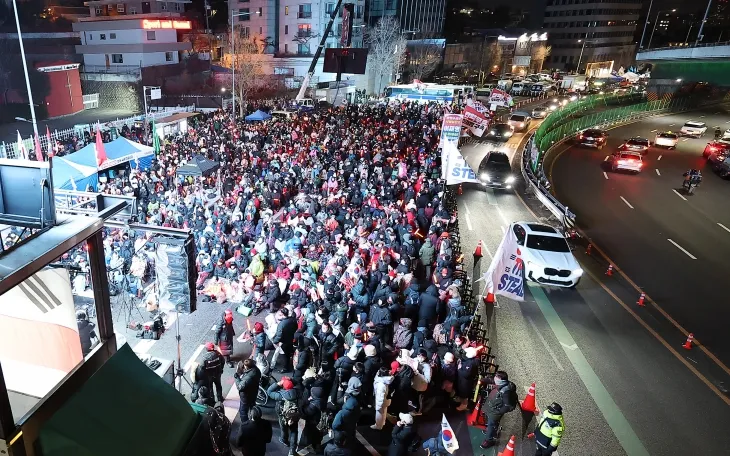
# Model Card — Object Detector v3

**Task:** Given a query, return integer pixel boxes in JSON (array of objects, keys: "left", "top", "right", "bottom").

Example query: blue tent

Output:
[
  {"left": 52, "top": 137, "right": 155, "bottom": 190},
  {"left": 245, "top": 109, "right": 271, "bottom": 122}
]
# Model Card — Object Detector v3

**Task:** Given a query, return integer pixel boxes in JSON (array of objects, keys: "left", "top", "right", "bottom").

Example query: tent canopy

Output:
[
  {"left": 51, "top": 156, "right": 99, "bottom": 191},
  {"left": 245, "top": 109, "right": 271, "bottom": 121},
  {"left": 37, "top": 344, "right": 199, "bottom": 456},
  {"left": 176, "top": 154, "right": 220, "bottom": 177}
]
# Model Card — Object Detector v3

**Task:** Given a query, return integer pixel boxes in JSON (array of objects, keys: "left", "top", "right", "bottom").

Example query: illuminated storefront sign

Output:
[{"left": 142, "top": 19, "right": 191, "bottom": 30}]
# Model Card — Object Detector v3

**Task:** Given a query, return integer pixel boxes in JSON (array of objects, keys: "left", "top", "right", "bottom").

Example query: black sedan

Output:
[
  {"left": 576, "top": 128, "right": 608, "bottom": 149},
  {"left": 485, "top": 123, "right": 515, "bottom": 142},
  {"left": 477, "top": 152, "right": 516, "bottom": 189}
]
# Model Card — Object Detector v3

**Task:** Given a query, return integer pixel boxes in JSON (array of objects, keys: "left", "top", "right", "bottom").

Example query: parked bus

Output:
[{"left": 384, "top": 83, "right": 474, "bottom": 103}]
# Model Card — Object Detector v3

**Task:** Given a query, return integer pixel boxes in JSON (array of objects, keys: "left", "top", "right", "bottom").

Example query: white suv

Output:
[
  {"left": 611, "top": 151, "right": 643, "bottom": 173},
  {"left": 511, "top": 222, "right": 583, "bottom": 288}
]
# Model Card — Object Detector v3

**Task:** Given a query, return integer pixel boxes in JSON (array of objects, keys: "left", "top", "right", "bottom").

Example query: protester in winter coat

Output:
[
  {"left": 391, "top": 363, "right": 415, "bottom": 415},
  {"left": 324, "top": 435, "right": 352, "bottom": 456},
  {"left": 215, "top": 311, "right": 236, "bottom": 367},
  {"left": 252, "top": 321, "right": 271, "bottom": 358},
  {"left": 299, "top": 385, "right": 326, "bottom": 453},
  {"left": 234, "top": 359, "right": 261, "bottom": 423},
  {"left": 418, "top": 285, "right": 441, "bottom": 329},
  {"left": 267, "top": 377, "right": 301, "bottom": 455},
  {"left": 419, "top": 238, "right": 436, "bottom": 277},
  {"left": 362, "top": 344, "right": 382, "bottom": 402},
  {"left": 393, "top": 318, "right": 414, "bottom": 351},
  {"left": 332, "top": 378, "right": 362, "bottom": 442},
  {"left": 371, "top": 367, "right": 394, "bottom": 430},
  {"left": 272, "top": 307, "right": 297, "bottom": 372},
  {"left": 388, "top": 413, "right": 418, "bottom": 456},
  {"left": 236, "top": 406, "right": 272, "bottom": 456},
  {"left": 456, "top": 347, "right": 480, "bottom": 411},
  {"left": 293, "top": 335, "right": 313, "bottom": 384},
  {"left": 318, "top": 321, "right": 342, "bottom": 367},
  {"left": 480, "top": 370, "right": 519, "bottom": 449}
]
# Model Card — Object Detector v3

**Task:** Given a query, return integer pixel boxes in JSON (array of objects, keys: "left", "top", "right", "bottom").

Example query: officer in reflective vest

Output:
[{"left": 534, "top": 402, "right": 565, "bottom": 456}]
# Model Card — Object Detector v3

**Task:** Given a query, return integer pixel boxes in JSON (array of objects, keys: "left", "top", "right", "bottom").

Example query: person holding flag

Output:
[{"left": 387, "top": 413, "right": 419, "bottom": 456}]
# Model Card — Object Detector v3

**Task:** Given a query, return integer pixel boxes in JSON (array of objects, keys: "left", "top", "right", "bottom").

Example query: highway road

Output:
[
  {"left": 550, "top": 106, "right": 730, "bottom": 373},
  {"left": 457, "top": 120, "right": 730, "bottom": 455}
]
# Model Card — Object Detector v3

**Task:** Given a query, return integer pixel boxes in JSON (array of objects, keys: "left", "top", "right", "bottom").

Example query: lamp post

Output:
[
  {"left": 648, "top": 9, "right": 677, "bottom": 49},
  {"left": 696, "top": 0, "right": 714, "bottom": 46},
  {"left": 12, "top": 0, "right": 39, "bottom": 139},
  {"left": 639, "top": 0, "right": 654, "bottom": 49}
]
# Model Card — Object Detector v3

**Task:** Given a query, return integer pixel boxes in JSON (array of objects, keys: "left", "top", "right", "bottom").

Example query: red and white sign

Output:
[{"left": 462, "top": 106, "right": 490, "bottom": 137}]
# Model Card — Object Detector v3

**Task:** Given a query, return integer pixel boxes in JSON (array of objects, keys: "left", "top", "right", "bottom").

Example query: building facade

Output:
[
  {"left": 85, "top": 0, "right": 190, "bottom": 18},
  {"left": 366, "top": 0, "right": 446, "bottom": 38},
  {"left": 541, "top": 0, "right": 641, "bottom": 73},
  {"left": 73, "top": 16, "right": 193, "bottom": 71}
]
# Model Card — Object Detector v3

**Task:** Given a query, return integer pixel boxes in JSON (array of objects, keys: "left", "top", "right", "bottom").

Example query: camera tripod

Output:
[
  {"left": 172, "top": 306, "right": 194, "bottom": 394},
  {"left": 111, "top": 271, "right": 145, "bottom": 327}
]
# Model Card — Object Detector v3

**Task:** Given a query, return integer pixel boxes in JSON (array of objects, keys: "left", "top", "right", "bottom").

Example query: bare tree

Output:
[
  {"left": 530, "top": 44, "right": 551, "bottom": 73},
  {"left": 222, "top": 31, "right": 268, "bottom": 116},
  {"left": 476, "top": 42, "right": 503, "bottom": 85},
  {"left": 364, "top": 16, "right": 407, "bottom": 95},
  {"left": 407, "top": 40, "right": 443, "bottom": 82}
]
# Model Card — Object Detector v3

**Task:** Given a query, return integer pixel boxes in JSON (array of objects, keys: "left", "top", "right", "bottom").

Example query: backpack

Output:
[
  {"left": 317, "top": 410, "right": 333, "bottom": 433},
  {"left": 498, "top": 385, "right": 518, "bottom": 413},
  {"left": 282, "top": 398, "right": 301, "bottom": 425}
]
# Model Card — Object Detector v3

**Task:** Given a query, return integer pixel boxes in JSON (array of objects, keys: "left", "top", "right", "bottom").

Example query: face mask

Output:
[{"left": 495, "top": 377, "right": 508, "bottom": 387}]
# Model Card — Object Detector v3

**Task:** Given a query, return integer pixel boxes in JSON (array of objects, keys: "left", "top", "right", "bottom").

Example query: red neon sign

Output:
[{"left": 142, "top": 19, "right": 191, "bottom": 30}]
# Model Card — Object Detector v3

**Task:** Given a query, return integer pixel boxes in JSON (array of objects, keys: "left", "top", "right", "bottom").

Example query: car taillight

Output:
[
  {"left": 709, "top": 146, "right": 717, "bottom": 151},
  {"left": 579, "top": 134, "right": 584, "bottom": 139}
]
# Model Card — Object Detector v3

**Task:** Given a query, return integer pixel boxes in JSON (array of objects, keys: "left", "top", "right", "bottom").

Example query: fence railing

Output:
[{"left": 0, "top": 105, "right": 195, "bottom": 160}]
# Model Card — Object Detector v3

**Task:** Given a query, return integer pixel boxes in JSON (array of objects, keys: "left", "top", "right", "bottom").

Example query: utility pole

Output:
[
  {"left": 639, "top": 0, "right": 654, "bottom": 49},
  {"left": 12, "top": 0, "right": 39, "bottom": 139},
  {"left": 696, "top": 0, "right": 714, "bottom": 46}
]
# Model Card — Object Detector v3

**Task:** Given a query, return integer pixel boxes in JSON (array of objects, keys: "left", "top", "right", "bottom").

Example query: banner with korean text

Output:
[{"left": 462, "top": 106, "right": 490, "bottom": 137}]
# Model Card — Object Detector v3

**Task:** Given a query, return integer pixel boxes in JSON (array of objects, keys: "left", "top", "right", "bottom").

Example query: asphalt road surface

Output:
[{"left": 456, "top": 120, "right": 730, "bottom": 455}]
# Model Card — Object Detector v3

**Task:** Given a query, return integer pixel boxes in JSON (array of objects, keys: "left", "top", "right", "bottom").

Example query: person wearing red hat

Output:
[
  {"left": 202, "top": 341, "right": 225, "bottom": 403},
  {"left": 215, "top": 310, "right": 236, "bottom": 367},
  {"left": 267, "top": 376, "right": 301, "bottom": 455},
  {"left": 252, "top": 321, "right": 271, "bottom": 358}
]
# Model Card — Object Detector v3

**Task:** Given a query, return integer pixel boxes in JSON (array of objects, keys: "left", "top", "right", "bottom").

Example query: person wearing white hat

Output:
[
  {"left": 388, "top": 413, "right": 418, "bottom": 456},
  {"left": 455, "top": 346, "right": 479, "bottom": 411}
]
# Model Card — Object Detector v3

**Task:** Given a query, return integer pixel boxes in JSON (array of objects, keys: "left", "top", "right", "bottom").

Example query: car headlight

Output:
[
  {"left": 504, "top": 131, "right": 513, "bottom": 137},
  {"left": 505, "top": 176, "right": 516, "bottom": 184},
  {"left": 480, "top": 173, "right": 491, "bottom": 182},
  {"left": 489, "top": 130, "right": 496, "bottom": 135},
  {"left": 519, "top": 122, "right": 524, "bottom": 128},
  {"left": 573, "top": 268, "right": 584, "bottom": 277}
]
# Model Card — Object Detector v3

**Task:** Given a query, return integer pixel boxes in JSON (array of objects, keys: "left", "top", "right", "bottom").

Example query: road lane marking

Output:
[
  {"left": 530, "top": 285, "right": 651, "bottom": 456},
  {"left": 500, "top": 225, "right": 506, "bottom": 234},
  {"left": 356, "top": 431, "right": 382, "bottom": 456},
  {"left": 718, "top": 223, "right": 730, "bottom": 233},
  {"left": 672, "top": 189, "right": 688, "bottom": 201},
  {"left": 650, "top": 129, "right": 657, "bottom": 132},
  {"left": 669, "top": 124, "right": 675, "bottom": 126},
  {"left": 495, "top": 205, "right": 510, "bottom": 226},
  {"left": 527, "top": 316, "right": 565, "bottom": 371},
  {"left": 620, "top": 196, "right": 634, "bottom": 209},
  {"left": 604, "top": 155, "right": 610, "bottom": 162},
  {"left": 700, "top": 115, "right": 706, "bottom": 118},
  {"left": 222, "top": 372, "right": 241, "bottom": 422},
  {"left": 657, "top": 155, "right": 662, "bottom": 160},
  {"left": 668, "top": 239, "right": 697, "bottom": 259},
  {"left": 485, "top": 189, "right": 498, "bottom": 206},
  {"left": 560, "top": 342, "right": 578, "bottom": 351},
  {"left": 682, "top": 138, "right": 690, "bottom": 142},
  {"left": 465, "top": 213, "right": 474, "bottom": 231},
  {"left": 655, "top": 169, "right": 661, "bottom": 176},
  {"left": 183, "top": 344, "right": 205, "bottom": 373},
  {"left": 464, "top": 202, "right": 471, "bottom": 215},
  {"left": 581, "top": 266, "right": 730, "bottom": 407},
  {"left": 603, "top": 172, "right": 609, "bottom": 179}
]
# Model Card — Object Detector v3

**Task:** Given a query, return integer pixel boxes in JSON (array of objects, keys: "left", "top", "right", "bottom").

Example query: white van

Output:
[{"left": 511, "top": 82, "right": 526, "bottom": 95}]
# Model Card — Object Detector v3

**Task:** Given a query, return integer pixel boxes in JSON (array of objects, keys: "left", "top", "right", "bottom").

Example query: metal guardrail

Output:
[{"left": 640, "top": 40, "right": 730, "bottom": 53}]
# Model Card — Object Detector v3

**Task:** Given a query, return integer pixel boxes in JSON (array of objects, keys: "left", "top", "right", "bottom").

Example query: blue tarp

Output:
[
  {"left": 245, "top": 109, "right": 271, "bottom": 121},
  {"left": 52, "top": 137, "right": 155, "bottom": 190}
]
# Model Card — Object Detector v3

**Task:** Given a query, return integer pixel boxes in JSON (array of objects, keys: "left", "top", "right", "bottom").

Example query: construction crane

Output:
[{"left": 295, "top": 0, "right": 344, "bottom": 101}]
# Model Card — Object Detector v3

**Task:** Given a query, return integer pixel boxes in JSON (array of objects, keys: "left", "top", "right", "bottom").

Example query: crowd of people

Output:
[{"left": 90, "top": 97, "right": 564, "bottom": 456}]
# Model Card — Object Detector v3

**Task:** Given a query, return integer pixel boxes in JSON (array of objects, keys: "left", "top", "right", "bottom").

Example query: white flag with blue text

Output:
[{"left": 479, "top": 227, "right": 525, "bottom": 301}]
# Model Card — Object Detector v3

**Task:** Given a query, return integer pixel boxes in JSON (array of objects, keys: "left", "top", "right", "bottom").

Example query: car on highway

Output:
[
  {"left": 477, "top": 151, "right": 516, "bottom": 189},
  {"left": 576, "top": 128, "right": 608, "bottom": 149},
  {"left": 486, "top": 123, "right": 514, "bottom": 142},
  {"left": 703, "top": 140, "right": 730, "bottom": 163},
  {"left": 611, "top": 151, "right": 644, "bottom": 173},
  {"left": 547, "top": 99, "right": 561, "bottom": 111},
  {"left": 565, "top": 91, "right": 581, "bottom": 102},
  {"left": 510, "top": 222, "right": 583, "bottom": 288},
  {"left": 507, "top": 112, "right": 531, "bottom": 132},
  {"left": 654, "top": 131, "right": 679, "bottom": 149},
  {"left": 531, "top": 106, "right": 550, "bottom": 119},
  {"left": 680, "top": 121, "right": 708, "bottom": 137},
  {"left": 619, "top": 137, "right": 651, "bottom": 154}
]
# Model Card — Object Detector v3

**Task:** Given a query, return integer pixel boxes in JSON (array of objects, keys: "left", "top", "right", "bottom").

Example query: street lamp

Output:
[
  {"left": 648, "top": 9, "right": 677, "bottom": 49},
  {"left": 12, "top": 0, "right": 40, "bottom": 140}
]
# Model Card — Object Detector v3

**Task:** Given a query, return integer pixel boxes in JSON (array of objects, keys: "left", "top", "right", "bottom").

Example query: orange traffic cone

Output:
[
  {"left": 474, "top": 240, "right": 483, "bottom": 258},
  {"left": 483, "top": 292, "right": 495, "bottom": 304},
  {"left": 605, "top": 264, "right": 613, "bottom": 276},
  {"left": 637, "top": 292, "right": 646, "bottom": 307},
  {"left": 520, "top": 382, "right": 538, "bottom": 414},
  {"left": 467, "top": 395, "right": 483, "bottom": 427},
  {"left": 682, "top": 333, "right": 694, "bottom": 350},
  {"left": 585, "top": 243, "right": 592, "bottom": 255},
  {"left": 458, "top": 184, "right": 463, "bottom": 195},
  {"left": 497, "top": 435, "right": 516, "bottom": 456}
]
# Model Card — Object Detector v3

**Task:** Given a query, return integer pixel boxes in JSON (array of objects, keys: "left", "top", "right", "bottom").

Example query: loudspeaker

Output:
[{"left": 155, "top": 234, "right": 197, "bottom": 313}]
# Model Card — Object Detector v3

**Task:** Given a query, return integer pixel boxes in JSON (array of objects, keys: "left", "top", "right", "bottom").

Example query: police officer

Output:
[
  {"left": 533, "top": 402, "right": 565, "bottom": 456},
  {"left": 202, "top": 342, "right": 225, "bottom": 403}
]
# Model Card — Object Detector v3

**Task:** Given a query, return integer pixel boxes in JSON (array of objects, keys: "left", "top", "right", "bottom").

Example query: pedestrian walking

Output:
[
  {"left": 215, "top": 310, "right": 236, "bottom": 367},
  {"left": 267, "top": 377, "right": 301, "bottom": 456},
  {"left": 236, "top": 406, "right": 272, "bottom": 456},
  {"left": 388, "top": 413, "right": 418, "bottom": 456},
  {"left": 272, "top": 307, "right": 297, "bottom": 373},
  {"left": 371, "top": 366, "right": 394, "bottom": 430},
  {"left": 202, "top": 341, "right": 225, "bottom": 403},
  {"left": 480, "top": 370, "right": 518, "bottom": 449}
]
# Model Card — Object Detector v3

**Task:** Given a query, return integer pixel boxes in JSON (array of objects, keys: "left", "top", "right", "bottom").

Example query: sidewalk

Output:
[{"left": 0, "top": 108, "right": 138, "bottom": 143}]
